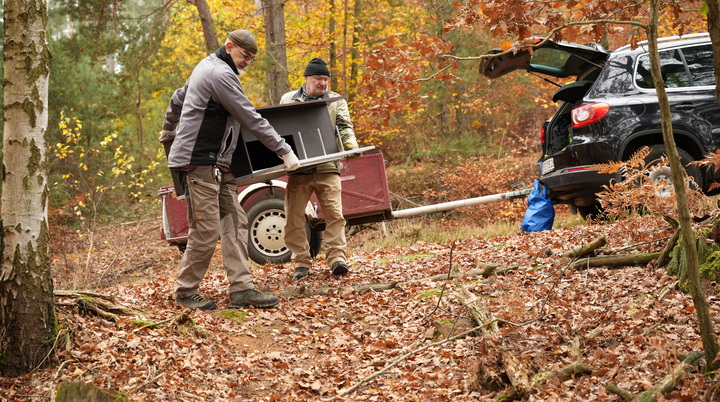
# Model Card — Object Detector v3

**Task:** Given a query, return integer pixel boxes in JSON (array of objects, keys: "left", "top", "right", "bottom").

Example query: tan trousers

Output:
[
  {"left": 175, "top": 166, "right": 254, "bottom": 299},
  {"left": 284, "top": 173, "right": 347, "bottom": 268}
]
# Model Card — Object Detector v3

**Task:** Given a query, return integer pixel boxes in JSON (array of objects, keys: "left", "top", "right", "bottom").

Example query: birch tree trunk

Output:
[{"left": 0, "top": 0, "right": 55, "bottom": 378}]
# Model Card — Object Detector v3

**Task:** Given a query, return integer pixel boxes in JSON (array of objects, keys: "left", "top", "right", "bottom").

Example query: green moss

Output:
[
  {"left": 700, "top": 250, "right": 720, "bottom": 281},
  {"left": 418, "top": 288, "right": 442, "bottom": 298},
  {"left": 667, "top": 232, "right": 719, "bottom": 292},
  {"left": 373, "top": 252, "right": 435, "bottom": 265},
  {"left": 78, "top": 295, "right": 95, "bottom": 303},
  {"left": 131, "top": 320, "right": 160, "bottom": 329},
  {"left": 400, "top": 253, "right": 434, "bottom": 260},
  {"left": 219, "top": 309, "right": 249, "bottom": 322}
]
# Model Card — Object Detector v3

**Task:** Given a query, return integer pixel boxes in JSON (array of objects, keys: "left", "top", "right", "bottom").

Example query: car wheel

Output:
[
  {"left": 577, "top": 204, "right": 604, "bottom": 221},
  {"left": 644, "top": 144, "right": 702, "bottom": 193},
  {"left": 246, "top": 197, "right": 290, "bottom": 264}
]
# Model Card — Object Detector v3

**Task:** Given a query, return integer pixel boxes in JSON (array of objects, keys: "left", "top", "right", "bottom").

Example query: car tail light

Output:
[
  {"left": 572, "top": 103, "right": 610, "bottom": 128},
  {"left": 540, "top": 125, "right": 546, "bottom": 145}
]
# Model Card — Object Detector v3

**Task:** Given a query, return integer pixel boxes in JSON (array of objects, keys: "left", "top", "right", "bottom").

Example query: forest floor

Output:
[{"left": 2, "top": 213, "right": 719, "bottom": 401}]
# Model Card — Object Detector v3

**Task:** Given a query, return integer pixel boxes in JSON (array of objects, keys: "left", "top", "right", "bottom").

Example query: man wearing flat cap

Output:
[
  {"left": 280, "top": 57, "right": 359, "bottom": 280},
  {"left": 160, "top": 29, "right": 300, "bottom": 310}
]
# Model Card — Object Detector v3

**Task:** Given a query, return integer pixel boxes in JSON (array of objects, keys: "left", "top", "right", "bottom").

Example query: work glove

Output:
[
  {"left": 281, "top": 151, "right": 300, "bottom": 171},
  {"left": 344, "top": 139, "right": 361, "bottom": 159},
  {"left": 343, "top": 139, "right": 359, "bottom": 150},
  {"left": 159, "top": 129, "right": 176, "bottom": 143}
]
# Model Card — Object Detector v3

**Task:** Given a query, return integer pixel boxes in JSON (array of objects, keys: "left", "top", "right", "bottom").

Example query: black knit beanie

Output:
[{"left": 304, "top": 58, "right": 330, "bottom": 76}]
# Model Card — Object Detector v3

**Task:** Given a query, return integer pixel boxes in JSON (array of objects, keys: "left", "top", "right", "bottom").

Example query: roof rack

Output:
[{"left": 615, "top": 32, "right": 709, "bottom": 51}]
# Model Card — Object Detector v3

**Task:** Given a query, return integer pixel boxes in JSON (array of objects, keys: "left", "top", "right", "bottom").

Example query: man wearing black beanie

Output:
[
  {"left": 279, "top": 58, "right": 359, "bottom": 280},
  {"left": 304, "top": 57, "right": 331, "bottom": 77}
]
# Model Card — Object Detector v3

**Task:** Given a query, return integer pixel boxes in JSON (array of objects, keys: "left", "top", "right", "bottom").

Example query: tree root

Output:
[{"left": 54, "top": 290, "right": 147, "bottom": 322}]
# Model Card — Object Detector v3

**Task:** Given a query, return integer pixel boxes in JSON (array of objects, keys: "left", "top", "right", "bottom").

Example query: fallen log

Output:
[
  {"left": 606, "top": 351, "right": 704, "bottom": 402},
  {"left": 454, "top": 287, "right": 594, "bottom": 399},
  {"left": 562, "top": 235, "right": 607, "bottom": 258},
  {"left": 499, "top": 337, "right": 595, "bottom": 400},
  {"left": 568, "top": 252, "right": 660, "bottom": 271},
  {"left": 653, "top": 228, "right": 680, "bottom": 268},
  {"left": 455, "top": 288, "right": 498, "bottom": 336}
]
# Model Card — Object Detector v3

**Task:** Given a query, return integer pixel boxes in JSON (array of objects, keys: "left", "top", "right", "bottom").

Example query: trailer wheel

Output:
[
  {"left": 246, "top": 198, "right": 291, "bottom": 264},
  {"left": 245, "top": 197, "right": 324, "bottom": 265}
]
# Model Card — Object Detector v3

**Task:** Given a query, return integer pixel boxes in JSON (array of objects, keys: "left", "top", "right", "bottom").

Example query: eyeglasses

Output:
[
  {"left": 310, "top": 75, "right": 330, "bottom": 82},
  {"left": 234, "top": 44, "right": 256, "bottom": 63}
]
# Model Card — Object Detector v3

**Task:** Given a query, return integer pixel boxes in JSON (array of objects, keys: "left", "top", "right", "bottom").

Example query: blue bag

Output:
[{"left": 521, "top": 179, "right": 555, "bottom": 232}]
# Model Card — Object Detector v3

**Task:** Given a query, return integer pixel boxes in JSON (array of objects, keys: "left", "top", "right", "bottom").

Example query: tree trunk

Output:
[
  {"left": 348, "top": 0, "right": 363, "bottom": 103},
  {"left": 1, "top": 0, "right": 54, "bottom": 377},
  {"left": 706, "top": 0, "right": 720, "bottom": 101},
  {"left": 648, "top": 0, "right": 719, "bottom": 373},
  {"left": 190, "top": 0, "right": 220, "bottom": 52},
  {"left": 261, "top": 0, "right": 290, "bottom": 104},
  {"left": 329, "top": 0, "right": 338, "bottom": 91}
]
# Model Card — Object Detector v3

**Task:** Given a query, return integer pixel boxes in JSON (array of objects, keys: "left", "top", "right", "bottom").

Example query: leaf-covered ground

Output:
[{"left": 2, "top": 215, "right": 719, "bottom": 401}]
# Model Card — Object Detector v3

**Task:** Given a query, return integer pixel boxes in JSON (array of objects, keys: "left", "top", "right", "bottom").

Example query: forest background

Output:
[
  {"left": 4, "top": 0, "right": 720, "bottom": 399},
  {"left": 0, "top": 0, "right": 706, "bottom": 230}
]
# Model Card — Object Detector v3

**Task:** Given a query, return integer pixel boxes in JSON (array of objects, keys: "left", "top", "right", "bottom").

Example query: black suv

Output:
[{"left": 481, "top": 33, "right": 719, "bottom": 218}]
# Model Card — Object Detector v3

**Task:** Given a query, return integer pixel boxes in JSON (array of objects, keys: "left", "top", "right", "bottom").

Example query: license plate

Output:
[{"left": 542, "top": 158, "right": 555, "bottom": 174}]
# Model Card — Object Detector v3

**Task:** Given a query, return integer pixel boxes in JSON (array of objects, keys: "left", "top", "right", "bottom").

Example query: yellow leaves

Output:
[
  {"left": 49, "top": 113, "right": 161, "bottom": 229},
  {"left": 100, "top": 133, "right": 118, "bottom": 147}
]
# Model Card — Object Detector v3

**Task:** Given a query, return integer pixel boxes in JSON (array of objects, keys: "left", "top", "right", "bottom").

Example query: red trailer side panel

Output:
[{"left": 336, "top": 153, "right": 392, "bottom": 221}]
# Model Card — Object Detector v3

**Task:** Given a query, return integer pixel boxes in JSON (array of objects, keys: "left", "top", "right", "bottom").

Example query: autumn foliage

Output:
[{"left": 593, "top": 147, "right": 710, "bottom": 220}]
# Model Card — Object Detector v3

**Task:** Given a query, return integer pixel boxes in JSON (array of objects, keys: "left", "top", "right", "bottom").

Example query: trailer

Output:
[
  {"left": 160, "top": 152, "right": 531, "bottom": 264},
  {"left": 160, "top": 96, "right": 531, "bottom": 263}
]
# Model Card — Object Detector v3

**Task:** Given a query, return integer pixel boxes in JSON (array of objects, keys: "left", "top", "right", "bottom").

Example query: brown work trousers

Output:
[
  {"left": 284, "top": 172, "right": 347, "bottom": 268},
  {"left": 175, "top": 166, "right": 254, "bottom": 299}
]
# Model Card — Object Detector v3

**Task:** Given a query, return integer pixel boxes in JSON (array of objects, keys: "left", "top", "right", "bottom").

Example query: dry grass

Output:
[{"left": 347, "top": 206, "right": 583, "bottom": 252}]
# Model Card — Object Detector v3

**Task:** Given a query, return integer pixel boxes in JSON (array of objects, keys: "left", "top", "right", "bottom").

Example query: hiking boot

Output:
[
  {"left": 331, "top": 261, "right": 349, "bottom": 276},
  {"left": 229, "top": 289, "right": 280, "bottom": 309},
  {"left": 292, "top": 266, "right": 311, "bottom": 280},
  {"left": 176, "top": 294, "right": 217, "bottom": 310}
]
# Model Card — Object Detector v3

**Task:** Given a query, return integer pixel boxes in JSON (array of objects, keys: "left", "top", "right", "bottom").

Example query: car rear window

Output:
[
  {"left": 635, "top": 44, "right": 715, "bottom": 89},
  {"left": 530, "top": 48, "right": 574, "bottom": 76},
  {"left": 684, "top": 45, "right": 715, "bottom": 86}
]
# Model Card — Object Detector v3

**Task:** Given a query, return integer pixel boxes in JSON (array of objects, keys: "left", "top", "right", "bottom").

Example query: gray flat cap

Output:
[{"left": 227, "top": 29, "right": 258, "bottom": 54}]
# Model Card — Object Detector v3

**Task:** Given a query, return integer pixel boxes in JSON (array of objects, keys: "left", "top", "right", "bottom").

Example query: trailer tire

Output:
[
  {"left": 245, "top": 197, "right": 325, "bottom": 265},
  {"left": 246, "top": 198, "right": 291, "bottom": 264}
]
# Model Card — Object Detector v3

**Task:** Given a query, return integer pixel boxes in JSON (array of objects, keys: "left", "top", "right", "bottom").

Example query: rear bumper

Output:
[{"left": 541, "top": 167, "right": 620, "bottom": 205}]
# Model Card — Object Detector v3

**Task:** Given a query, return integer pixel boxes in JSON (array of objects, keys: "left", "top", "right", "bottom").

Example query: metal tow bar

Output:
[{"left": 390, "top": 188, "right": 532, "bottom": 219}]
